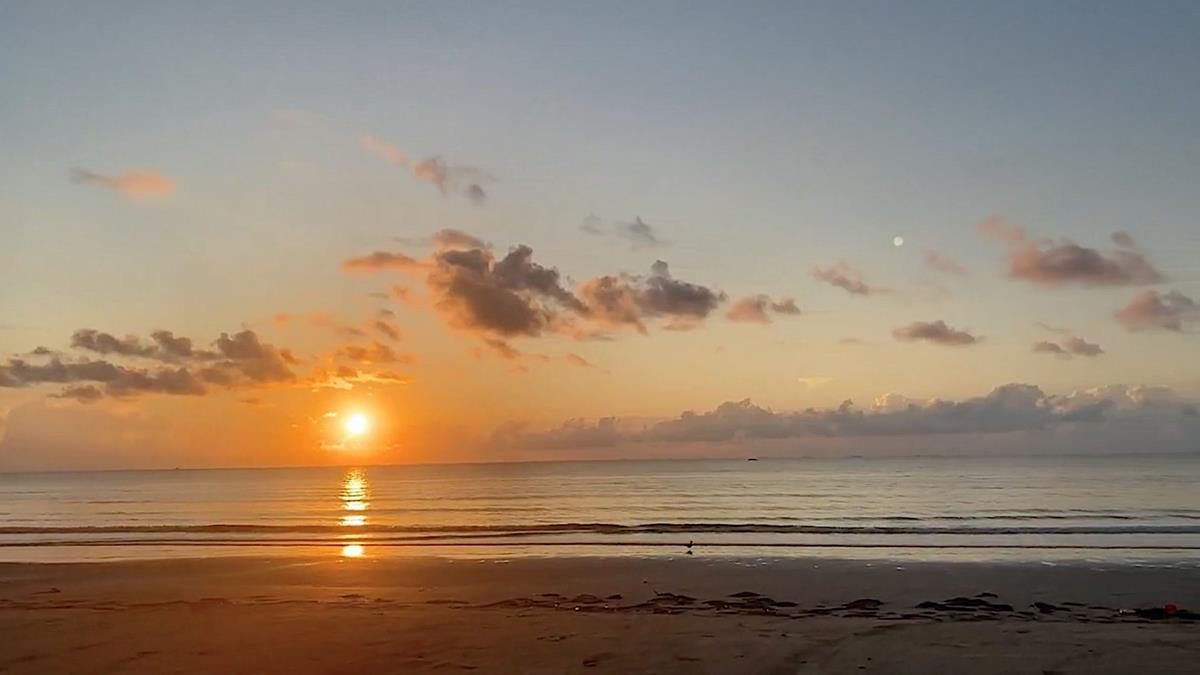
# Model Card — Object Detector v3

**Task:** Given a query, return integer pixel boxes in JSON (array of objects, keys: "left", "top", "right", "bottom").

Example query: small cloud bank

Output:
[{"left": 490, "top": 383, "right": 1199, "bottom": 453}]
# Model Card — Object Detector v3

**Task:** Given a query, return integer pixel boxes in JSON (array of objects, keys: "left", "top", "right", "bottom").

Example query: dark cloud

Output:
[
  {"left": 492, "top": 384, "right": 1197, "bottom": 451},
  {"left": 811, "top": 261, "right": 891, "bottom": 296},
  {"left": 0, "top": 357, "right": 207, "bottom": 398},
  {"left": 1114, "top": 290, "right": 1199, "bottom": 331},
  {"left": 638, "top": 261, "right": 726, "bottom": 318},
  {"left": 979, "top": 217, "right": 1164, "bottom": 287},
  {"left": 353, "top": 233, "right": 727, "bottom": 340},
  {"left": 426, "top": 244, "right": 584, "bottom": 338},
  {"left": 3, "top": 328, "right": 297, "bottom": 401},
  {"left": 725, "top": 295, "right": 801, "bottom": 324},
  {"left": 924, "top": 250, "right": 967, "bottom": 276},
  {"left": 70, "top": 329, "right": 157, "bottom": 358},
  {"left": 893, "top": 320, "right": 979, "bottom": 346}
]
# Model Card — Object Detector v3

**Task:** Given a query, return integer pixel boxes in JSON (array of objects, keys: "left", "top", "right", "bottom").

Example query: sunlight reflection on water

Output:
[{"left": 339, "top": 470, "right": 369, "bottom": 558}]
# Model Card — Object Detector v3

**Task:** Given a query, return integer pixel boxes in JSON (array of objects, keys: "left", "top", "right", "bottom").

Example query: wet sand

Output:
[{"left": 1, "top": 555, "right": 1198, "bottom": 673}]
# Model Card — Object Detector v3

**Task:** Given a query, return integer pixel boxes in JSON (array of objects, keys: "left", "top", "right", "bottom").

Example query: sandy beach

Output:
[{"left": 2, "top": 555, "right": 1198, "bottom": 674}]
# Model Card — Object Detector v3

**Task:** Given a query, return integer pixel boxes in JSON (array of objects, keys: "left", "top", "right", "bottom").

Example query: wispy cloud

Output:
[
  {"left": 811, "top": 260, "right": 891, "bottom": 296},
  {"left": 923, "top": 250, "right": 967, "bottom": 276},
  {"left": 70, "top": 168, "right": 175, "bottom": 198},
  {"left": 580, "top": 216, "right": 668, "bottom": 249},
  {"left": 359, "top": 134, "right": 405, "bottom": 165}
]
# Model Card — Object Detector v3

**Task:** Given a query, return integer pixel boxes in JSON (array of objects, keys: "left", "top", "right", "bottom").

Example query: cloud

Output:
[
  {"left": 636, "top": 261, "right": 726, "bottom": 320},
  {"left": 49, "top": 385, "right": 105, "bottom": 403},
  {"left": 577, "top": 261, "right": 726, "bottom": 333},
  {"left": 346, "top": 232, "right": 728, "bottom": 341},
  {"left": 923, "top": 250, "right": 967, "bottom": 275},
  {"left": 2, "top": 328, "right": 297, "bottom": 400},
  {"left": 892, "top": 320, "right": 979, "bottom": 346},
  {"left": 426, "top": 244, "right": 586, "bottom": 338},
  {"left": 412, "top": 157, "right": 489, "bottom": 204},
  {"left": 564, "top": 353, "right": 605, "bottom": 372},
  {"left": 491, "top": 383, "right": 1199, "bottom": 452},
  {"left": 1063, "top": 336, "right": 1104, "bottom": 356},
  {"left": 334, "top": 341, "right": 413, "bottom": 364},
  {"left": 370, "top": 318, "right": 403, "bottom": 341},
  {"left": 359, "top": 135, "right": 490, "bottom": 203},
  {"left": 0, "top": 357, "right": 207, "bottom": 398},
  {"left": 359, "top": 134, "right": 405, "bottom": 165},
  {"left": 70, "top": 168, "right": 175, "bottom": 198},
  {"left": 431, "top": 228, "right": 489, "bottom": 250},
  {"left": 1032, "top": 340, "right": 1068, "bottom": 356},
  {"left": 1033, "top": 337, "right": 1103, "bottom": 358},
  {"left": 726, "top": 295, "right": 801, "bottom": 324},
  {"left": 978, "top": 217, "right": 1164, "bottom": 287},
  {"left": 1111, "top": 231, "right": 1136, "bottom": 248},
  {"left": 797, "top": 376, "right": 833, "bottom": 388},
  {"left": 811, "top": 260, "right": 890, "bottom": 296},
  {"left": 341, "top": 251, "right": 423, "bottom": 273},
  {"left": 1114, "top": 290, "right": 1200, "bottom": 331},
  {"left": 581, "top": 216, "right": 667, "bottom": 249}
]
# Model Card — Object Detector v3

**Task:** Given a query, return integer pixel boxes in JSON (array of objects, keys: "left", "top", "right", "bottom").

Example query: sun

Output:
[{"left": 344, "top": 413, "right": 369, "bottom": 437}]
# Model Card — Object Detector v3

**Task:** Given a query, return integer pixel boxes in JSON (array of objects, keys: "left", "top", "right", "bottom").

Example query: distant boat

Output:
[{"left": 746, "top": 457, "right": 759, "bottom": 461}]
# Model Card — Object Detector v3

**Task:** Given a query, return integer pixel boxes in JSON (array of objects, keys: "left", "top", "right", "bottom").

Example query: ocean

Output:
[{"left": 2, "top": 455, "right": 1199, "bottom": 563}]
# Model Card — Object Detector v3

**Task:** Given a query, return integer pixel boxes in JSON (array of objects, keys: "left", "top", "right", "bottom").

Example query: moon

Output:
[{"left": 892, "top": 236, "right": 905, "bottom": 247}]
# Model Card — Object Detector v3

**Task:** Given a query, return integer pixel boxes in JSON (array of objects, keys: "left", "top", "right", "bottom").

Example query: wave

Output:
[{"left": 5, "top": 522, "right": 1200, "bottom": 537}]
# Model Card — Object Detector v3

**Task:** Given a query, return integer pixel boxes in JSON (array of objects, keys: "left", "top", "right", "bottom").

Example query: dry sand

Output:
[{"left": 2, "top": 555, "right": 1198, "bottom": 673}]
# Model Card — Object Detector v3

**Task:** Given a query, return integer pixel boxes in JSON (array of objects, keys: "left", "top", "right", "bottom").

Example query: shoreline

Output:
[{"left": 2, "top": 555, "right": 1198, "bottom": 673}]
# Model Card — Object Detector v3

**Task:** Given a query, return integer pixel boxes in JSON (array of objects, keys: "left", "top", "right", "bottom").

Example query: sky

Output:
[{"left": 2, "top": 1, "right": 1199, "bottom": 470}]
